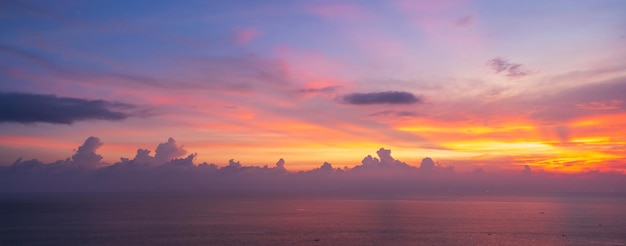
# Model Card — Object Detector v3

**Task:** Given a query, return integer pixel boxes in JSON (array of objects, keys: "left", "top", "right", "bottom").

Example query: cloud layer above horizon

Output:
[
  {"left": 1, "top": 0, "right": 625, "bottom": 177},
  {"left": 2, "top": 137, "right": 624, "bottom": 194}
]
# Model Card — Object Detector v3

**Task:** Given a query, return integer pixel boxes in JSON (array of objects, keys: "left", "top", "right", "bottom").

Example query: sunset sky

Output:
[{"left": 1, "top": 0, "right": 625, "bottom": 173}]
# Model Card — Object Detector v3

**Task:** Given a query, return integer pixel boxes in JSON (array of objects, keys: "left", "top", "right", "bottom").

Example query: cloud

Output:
[
  {"left": 341, "top": 91, "right": 421, "bottom": 105},
  {"left": 307, "top": 3, "right": 365, "bottom": 20},
  {"left": 1, "top": 137, "right": 624, "bottom": 194},
  {"left": 357, "top": 148, "right": 410, "bottom": 168},
  {"left": 528, "top": 77, "right": 626, "bottom": 122},
  {"left": 419, "top": 157, "right": 436, "bottom": 171},
  {"left": 298, "top": 86, "right": 342, "bottom": 94},
  {"left": 555, "top": 126, "right": 570, "bottom": 144},
  {"left": 576, "top": 100, "right": 624, "bottom": 110},
  {"left": 154, "top": 138, "right": 187, "bottom": 163},
  {"left": 487, "top": 57, "right": 530, "bottom": 78},
  {"left": 0, "top": 92, "right": 135, "bottom": 124},
  {"left": 71, "top": 136, "right": 104, "bottom": 166},
  {"left": 275, "top": 158, "right": 286, "bottom": 170},
  {"left": 1, "top": 44, "right": 287, "bottom": 92},
  {"left": 0, "top": 44, "right": 166, "bottom": 88},
  {"left": 522, "top": 165, "right": 532, "bottom": 175},
  {"left": 235, "top": 27, "right": 260, "bottom": 44},
  {"left": 369, "top": 110, "right": 419, "bottom": 117},
  {"left": 454, "top": 15, "right": 474, "bottom": 28}
]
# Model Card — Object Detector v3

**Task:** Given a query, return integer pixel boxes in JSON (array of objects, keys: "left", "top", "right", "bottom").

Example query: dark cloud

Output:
[
  {"left": 275, "top": 158, "right": 286, "bottom": 170},
  {"left": 71, "top": 137, "right": 104, "bottom": 166},
  {"left": 0, "top": 92, "right": 136, "bottom": 124},
  {"left": 341, "top": 91, "right": 421, "bottom": 105},
  {"left": 487, "top": 57, "right": 530, "bottom": 78},
  {"left": 522, "top": 165, "right": 532, "bottom": 175},
  {"left": 419, "top": 157, "right": 436, "bottom": 171}
]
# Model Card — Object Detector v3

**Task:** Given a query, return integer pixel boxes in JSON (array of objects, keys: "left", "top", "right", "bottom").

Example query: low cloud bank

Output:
[{"left": 1, "top": 137, "right": 624, "bottom": 194}]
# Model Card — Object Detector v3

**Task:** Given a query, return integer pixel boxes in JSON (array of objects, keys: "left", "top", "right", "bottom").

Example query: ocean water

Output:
[{"left": 1, "top": 193, "right": 625, "bottom": 245}]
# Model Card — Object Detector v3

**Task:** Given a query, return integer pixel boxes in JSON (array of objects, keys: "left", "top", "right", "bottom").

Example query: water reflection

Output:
[{"left": 1, "top": 194, "right": 625, "bottom": 245}]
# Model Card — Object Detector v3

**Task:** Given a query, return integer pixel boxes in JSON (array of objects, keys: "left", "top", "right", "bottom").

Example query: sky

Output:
[{"left": 1, "top": 0, "right": 626, "bottom": 175}]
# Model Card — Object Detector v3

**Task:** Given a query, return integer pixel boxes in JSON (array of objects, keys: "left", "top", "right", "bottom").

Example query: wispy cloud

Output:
[
  {"left": 234, "top": 27, "right": 261, "bottom": 45},
  {"left": 453, "top": 15, "right": 474, "bottom": 28},
  {"left": 297, "top": 86, "right": 343, "bottom": 94},
  {"left": 369, "top": 110, "right": 419, "bottom": 117},
  {"left": 307, "top": 3, "right": 366, "bottom": 21},
  {"left": 341, "top": 91, "right": 421, "bottom": 105},
  {"left": 487, "top": 57, "right": 530, "bottom": 78}
]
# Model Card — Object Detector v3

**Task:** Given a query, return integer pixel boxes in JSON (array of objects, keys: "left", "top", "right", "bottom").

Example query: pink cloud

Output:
[
  {"left": 576, "top": 100, "right": 624, "bottom": 110},
  {"left": 393, "top": 0, "right": 464, "bottom": 12},
  {"left": 390, "top": 0, "right": 486, "bottom": 57},
  {"left": 235, "top": 27, "right": 260, "bottom": 45},
  {"left": 453, "top": 15, "right": 475, "bottom": 28},
  {"left": 272, "top": 45, "right": 351, "bottom": 86},
  {"left": 307, "top": 3, "right": 366, "bottom": 21}
]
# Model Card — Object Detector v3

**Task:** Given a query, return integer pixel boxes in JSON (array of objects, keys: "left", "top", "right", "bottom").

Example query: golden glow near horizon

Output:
[
  {"left": 392, "top": 112, "right": 626, "bottom": 173},
  {"left": 1, "top": 1, "right": 625, "bottom": 175}
]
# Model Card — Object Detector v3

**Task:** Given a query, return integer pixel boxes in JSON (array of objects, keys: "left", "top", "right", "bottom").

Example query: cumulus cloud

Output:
[
  {"left": 228, "top": 159, "right": 242, "bottom": 168},
  {"left": 132, "top": 149, "right": 154, "bottom": 165},
  {"left": 523, "top": 165, "right": 532, "bottom": 175},
  {"left": 353, "top": 148, "right": 415, "bottom": 173},
  {"left": 275, "top": 158, "right": 286, "bottom": 170},
  {"left": 487, "top": 57, "right": 530, "bottom": 78},
  {"left": 419, "top": 157, "right": 436, "bottom": 171},
  {"left": 341, "top": 91, "right": 421, "bottom": 105},
  {"left": 71, "top": 136, "right": 104, "bottom": 166},
  {"left": 0, "top": 137, "right": 624, "bottom": 194},
  {"left": 154, "top": 138, "right": 187, "bottom": 163},
  {"left": 0, "top": 92, "right": 135, "bottom": 124},
  {"left": 319, "top": 162, "right": 333, "bottom": 172}
]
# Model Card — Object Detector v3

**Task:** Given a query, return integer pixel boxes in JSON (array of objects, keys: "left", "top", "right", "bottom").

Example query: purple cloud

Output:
[
  {"left": 341, "top": 91, "right": 421, "bottom": 105},
  {"left": 454, "top": 15, "right": 475, "bottom": 28},
  {"left": 155, "top": 138, "right": 187, "bottom": 163},
  {"left": 0, "top": 92, "right": 135, "bottom": 124},
  {"left": 71, "top": 137, "right": 104, "bottom": 166},
  {"left": 369, "top": 110, "right": 419, "bottom": 117},
  {"left": 1, "top": 137, "right": 624, "bottom": 194},
  {"left": 298, "top": 86, "right": 343, "bottom": 94},
  {"left": 487, "top": 57, "right": 530, "bottom": 78}
]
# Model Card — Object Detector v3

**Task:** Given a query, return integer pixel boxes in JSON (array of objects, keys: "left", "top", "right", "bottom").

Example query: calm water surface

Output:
[{"left": 1, "top": 193, "right": 625, "bottom": 245}]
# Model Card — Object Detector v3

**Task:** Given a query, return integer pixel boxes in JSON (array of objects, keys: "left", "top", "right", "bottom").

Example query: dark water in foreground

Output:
[{"left": 1, "top": 193, "right": 625, "bottom": 245}]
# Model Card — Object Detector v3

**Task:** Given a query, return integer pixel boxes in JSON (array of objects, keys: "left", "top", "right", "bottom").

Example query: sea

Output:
[{"left": 1, "top": 193, "right": 625, "bottom": 245}]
